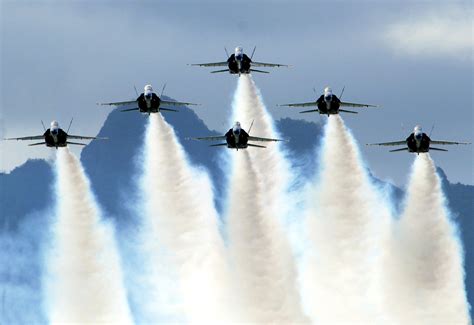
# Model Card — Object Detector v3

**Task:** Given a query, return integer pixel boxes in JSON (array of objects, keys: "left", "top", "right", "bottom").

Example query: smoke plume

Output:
[
  {"left": 383, "top": 154, "right": 470, "bottom": 323},
  {"left": 303, "top": 115, "right": 391, "bottom": 323},
  {"left": 140, "top": 114, "right": 231, "bottom": 322},
  {"left": 46, "top": 148, "right": 132, "bottom": 324},
  {"left": 226, "top": 75, "right": 308, "bottom": 322}
]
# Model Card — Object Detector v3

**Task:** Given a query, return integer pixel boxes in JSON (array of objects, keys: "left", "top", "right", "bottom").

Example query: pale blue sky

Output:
[{"left": 1, "top": 0, "right": 472, "bottom": 185}]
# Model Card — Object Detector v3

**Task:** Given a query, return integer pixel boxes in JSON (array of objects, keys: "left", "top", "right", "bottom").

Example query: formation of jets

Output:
[{"left": 3, "top": 45, "right": 471, "bottom": 153}]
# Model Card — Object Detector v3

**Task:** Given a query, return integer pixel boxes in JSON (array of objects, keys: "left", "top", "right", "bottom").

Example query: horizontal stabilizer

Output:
[
  {"left": 339, "top": 109, "right": 358, "bottom": 114},
  {"left": 159, "top": 108, "right": 179, "bottom": 112},
  {"left": 28, "top": 142, "right": 46, "bottom": 146},
  {"left": 67, "top": 141, "right": 87, "bottom": 146},
  {"left": 299, "top": 109, "right": 319, "bottom": 114},
  {"left": 249, "top": 69, "right": 270, "bottom": 74},
  {"left": 209, "top": 143, "right": 228, "bottom": 147},
  {"left": 430, "top": 147, "right": 448, "bottom": 152},
  {"left": 120, "top": 108, "right": 140, "bottom": 112},
  {"left": 247, "top": 143, "right": 267, "bottom": 148},
  {"left": 389, "top": 147, "right": 409, "bottom": 152},
  {"left": 210, "top": 69, "right": 229, "bottom": 74}
]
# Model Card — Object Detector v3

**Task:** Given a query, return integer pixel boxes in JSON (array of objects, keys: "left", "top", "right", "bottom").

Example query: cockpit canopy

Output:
[
  {"left": 144, "top": 84, "right": 153, "bottom": 97},
  {"left": 235, "top": 46, "right": 244, "bottom": 60},
  {"left": 233, "top": 121, "right": 241, "bottom": 134},
  {"left": 414, "top": 125, "right": 423, "bottom": 139}
]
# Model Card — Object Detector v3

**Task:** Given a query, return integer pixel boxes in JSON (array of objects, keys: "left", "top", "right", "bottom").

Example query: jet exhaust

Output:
[
  {"left": 45, "top": 148, "right": 132, "bottom": 324},
  {"left": 140, "top": 114, "right": 231, "bottom": 322},
  {"left": 303, "top": 115, "right": 391, "bottom": 323},
  {"left": 382, "top": 154, "right": 470, "bottom": 323},
  {"left": 226, "top": 75, "right": 307, "bottom": 322}
]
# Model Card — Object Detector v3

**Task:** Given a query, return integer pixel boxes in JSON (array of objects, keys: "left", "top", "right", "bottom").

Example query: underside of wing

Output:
[
  {"left": 98, "top": 100, "right": 137, "bottom": 106},
  {"left": 68, "top": 135, "right": 107, "bottom": 140},
  {"left": 28, "top": 142, "right": 46, "bottom": 146},
  {"left": 429, "top": 147, "right": 448, "bottom": 151},
  {"left": 249, "top": 69, "right": 269, "bottom": 74},
  {"left": 159, "top": 107, "right": 179, "bottom": 112},
  {"left": 278, "top": 101, "right": 317, "bottom": 108},
  {"left": 120, "top": 108, "right": 140, "bottom": 112},
  {"left": 340, "top": 101, "right": 378, "bottom": 108},
  {"left": 211, "top": 69, "right": 230, "bottom": 73},
  {"left": 366, "top": 140, "right": 406, "bottom": 146},
  {"left": 190, "top": 136, "right": 226, "bottom": 141},
  {"left": 247, "top": 143, "right": 267, "bottom": 148},
  {"left": 389, "top": 147, "right": 409, "bottom": 152},
  {"left": 4, "top": 135, "right": 44, "bottom": 141},
  {"left": 430, "top": 140, "right": 471, "bottom": 145},
  {"left": 160, "top": 100, "right": 199, "bottom": 107},
  {"left": 299, "top": 109, "right": 319, "bottom": 114},
  {"left": 251, "top": 62, "right": 288, "bottom": 67},
  {"left": 67, "top": 141, "right": 87, "bottom": 146},
  {"left": 190, "top": 62, "right": 228, "bottom": 67},
  {"left": 247, "top": 136, "right": 284, "bottom": 142},
  {"left": 210, "top": 143, "right": 228, "bottom": 147},
  {"left": 339, "top": 109, "right": 358, "bottom": 114}
]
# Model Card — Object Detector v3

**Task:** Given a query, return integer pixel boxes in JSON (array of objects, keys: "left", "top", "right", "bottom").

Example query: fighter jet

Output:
[
  {"left": 279, "top": 86, "right": 378, "bottom": 115},
  {"left": 189, "top": 121, "right": 285, "bottom": 150},
  {"left": 3, "top": 120, "right": 106, "bottom": 148},
  {"left": 190, "top": 46, "right": 288, "bottom": 75},
  {"left": 98, "top": 84, "right": 198, "bottom": 114},
  {"left": 366, "top": 125, "right": 471, "bottom": 154}
]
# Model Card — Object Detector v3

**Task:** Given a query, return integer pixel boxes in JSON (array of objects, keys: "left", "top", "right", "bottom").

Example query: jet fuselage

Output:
[
  {"left": 136, "top": 92, "right": 161, "bottom": 113},
  {"left": 43, "top": 128, "right": 68, "bottom": 147},
  {"left": 225, "top": 127, "right": 250, "bottom": 149},
  {"left": 316, "top": 94, "right": 342, "bottom": 115},
  {"left": 227, "top": 53, "right": 252, "bottom": 74},
  {"left": 406, "top": 132, "right": 431, "bottom": 153}
]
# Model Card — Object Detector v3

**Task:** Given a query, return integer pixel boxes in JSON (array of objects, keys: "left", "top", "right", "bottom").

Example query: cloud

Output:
[{"left": 383, "top": 7, "right": 473, "bottom": 59}]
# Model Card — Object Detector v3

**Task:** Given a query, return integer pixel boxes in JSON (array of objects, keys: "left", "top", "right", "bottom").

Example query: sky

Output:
[{"left": 1, "top": 0, "right": 472, "bottom": 186}]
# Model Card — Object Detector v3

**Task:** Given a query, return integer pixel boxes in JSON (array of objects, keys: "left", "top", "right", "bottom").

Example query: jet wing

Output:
[
  {"left": 4, "top": 135, "right": 44, "bottom": 141},
  {"left": 160, "top": 100, "right": 199, "bottom": 107},
  {"left": 278, "top": 101, "right": 317, "bottom": 108},
  {"left": 68, "top": 135, "right": 108, "bottom": 140},
  {"left": 248, "top": 136, "right": 285, "bottom": 142},
  {"left": 97, "top": 100, "right": 137, "bottom": 106},
  {"left": 190, "top": 62, "right": 228, "bottom": 67},
  {"left": 252, "top": 62, "right": 288, "bottom": 67},
  {"left": 340, "top": 101, "right": 378, "bottom": 108},
  {"left": 430, "top": 140, "right": 471, "bottom": 145},
  {"left": 366, "top": 140, "right": 406, "bottom": 146},
  {"left": 189, "top": 136, "right": 226, "bottom": 141}
]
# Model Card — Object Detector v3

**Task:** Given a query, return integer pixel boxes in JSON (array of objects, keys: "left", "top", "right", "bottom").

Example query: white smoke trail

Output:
[
  {"left": 227, "top": 75, "right": 308, "bottom": 322},
  {"left": 46, "top": 148, "right": 132, "bottom": 324},
  {"left": 141, "top": 114, "right": 231, "bottom": 323},
  {"left": 303, "top": 115, "right": 391, "bottom": 323},
  {"left": 383, "top": 154, "right": 470, "bottom": 324},
  {"left": 227, "top": 151, "right": 307, "bottom": 322}
]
